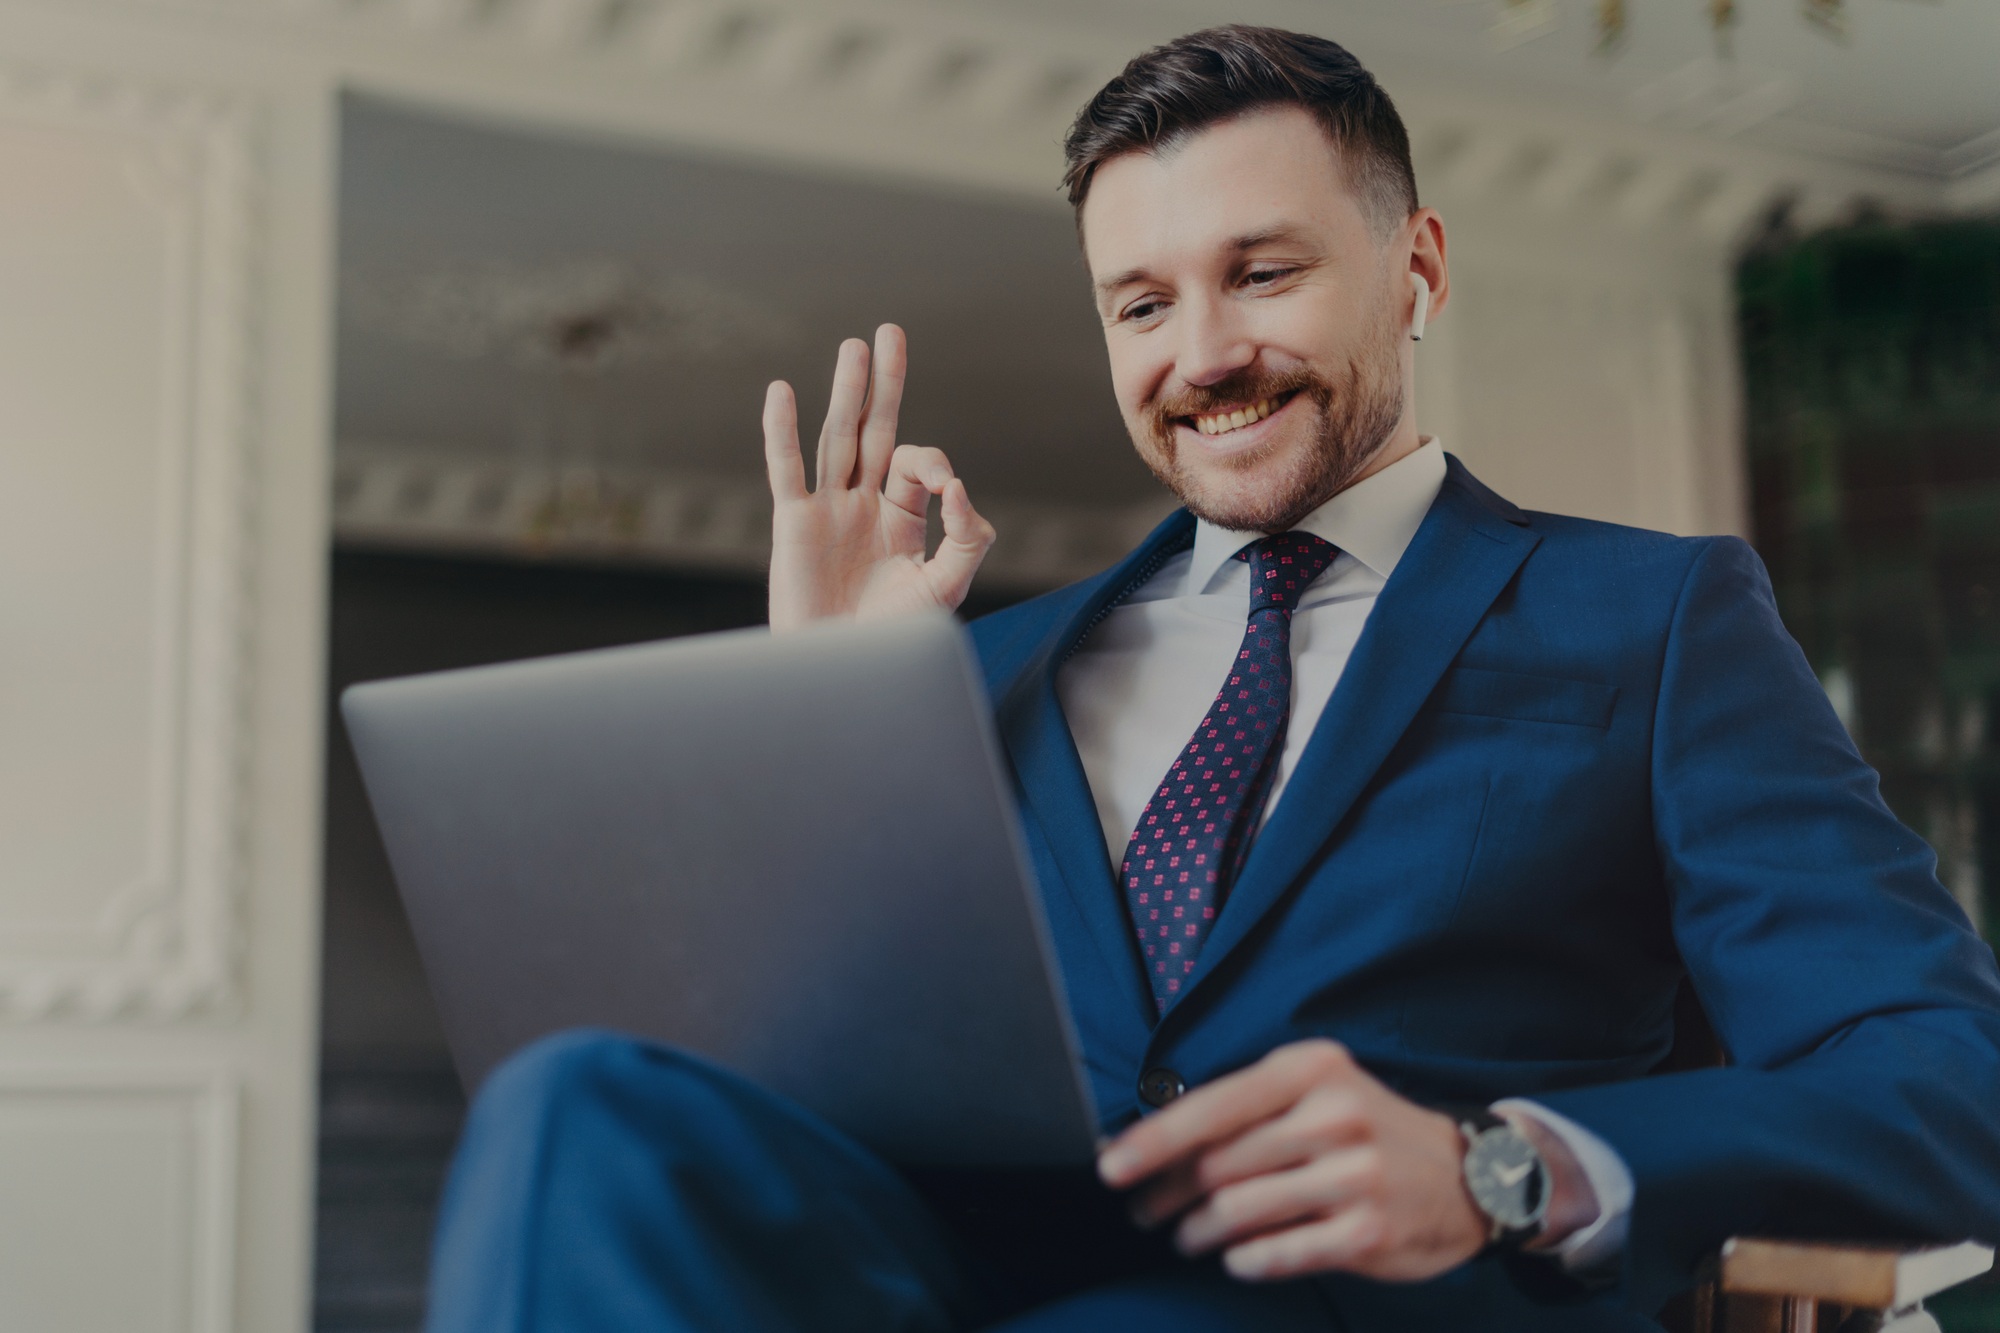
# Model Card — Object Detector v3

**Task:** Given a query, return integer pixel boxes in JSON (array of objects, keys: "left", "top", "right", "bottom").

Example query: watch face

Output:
[{"left": 1464, "top": 1125, "right": 1548, "bottom": 1234}]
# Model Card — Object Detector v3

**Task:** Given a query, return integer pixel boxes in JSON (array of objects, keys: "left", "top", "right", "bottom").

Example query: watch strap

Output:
[{"left": 1453, "top": 1106, "right": 1507, "bottom": 1138}]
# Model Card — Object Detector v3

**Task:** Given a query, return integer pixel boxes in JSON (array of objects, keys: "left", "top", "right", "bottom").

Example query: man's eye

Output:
[
  {"left": 1122, "top": 299, "right": 1167, "bottom": 323},
  {"left": 1244, "top": 267, "right": 1295, "bottom": 288}
]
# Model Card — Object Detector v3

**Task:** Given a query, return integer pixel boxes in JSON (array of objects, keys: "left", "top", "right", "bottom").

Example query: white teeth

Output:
[{"left": 1193, "top": 396, "right": 1279, "bottom": 436}]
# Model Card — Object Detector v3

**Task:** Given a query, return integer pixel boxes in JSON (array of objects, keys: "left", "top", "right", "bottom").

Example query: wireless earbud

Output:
[{"left": 1409, "top": 272, "right": 1431, "bottom": 342}]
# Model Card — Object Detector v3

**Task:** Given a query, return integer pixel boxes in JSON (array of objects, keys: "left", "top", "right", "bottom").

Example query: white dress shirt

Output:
[{"left": 1055, "top": 439, "right": 1631, "bottom": 1271}]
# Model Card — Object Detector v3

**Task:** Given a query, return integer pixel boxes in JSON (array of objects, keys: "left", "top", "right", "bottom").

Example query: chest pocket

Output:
[{"left": 1432, "top": 667, "right": 1617, "bottom": 731}]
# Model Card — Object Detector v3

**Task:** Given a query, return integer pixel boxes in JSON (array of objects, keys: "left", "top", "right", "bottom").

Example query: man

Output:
[{"left": 426, "top": 26, "right": 2000, "bottom": 1332}]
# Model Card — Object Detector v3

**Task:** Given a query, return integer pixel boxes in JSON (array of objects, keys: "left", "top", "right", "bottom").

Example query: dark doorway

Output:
[
  {"left": 314, "top": 549, "right": 769, "bottom": 1333},
  {"left": 313, "top": 547, "right": 1028, "bottom": 1331}
]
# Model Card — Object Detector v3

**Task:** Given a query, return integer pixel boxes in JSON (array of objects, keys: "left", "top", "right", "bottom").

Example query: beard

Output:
[{"left": 1134, "top": 311, "right": 1406, "bottom": 533}]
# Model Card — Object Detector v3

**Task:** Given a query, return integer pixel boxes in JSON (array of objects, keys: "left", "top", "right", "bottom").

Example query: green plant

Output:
[{"left": 1740, "top": 217, "right": 2000, "bottom": 942}]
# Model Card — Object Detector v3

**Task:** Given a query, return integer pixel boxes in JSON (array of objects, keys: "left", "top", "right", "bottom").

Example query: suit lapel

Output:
[
  {"left": 993, "top": 511, "right": 1197, "bottom": 1030},
  {"left": 1172, "top": 460, "right": 1542, "bottom": 1010}
]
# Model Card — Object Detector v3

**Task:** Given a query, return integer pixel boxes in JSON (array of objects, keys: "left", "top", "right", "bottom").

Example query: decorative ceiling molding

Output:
[
  {"left": 1948, "top": 159, "right": 2000, "bottom": 215},
  {"left": 1408, "top": 121, "right": 1782, "bottom": 243},
  {"left": 1946, "top": 125, "right": 2000, "bottom": 180},
  {"left": 66, "top": 0, "right": 1990, "bottom": 245},
  {"left": 1741, "top": 115, "right": 1996, "bottom": 185},
  {"left": 341, "top": 257, "right": 800, "bottom": 369},
  {"left": 311, "top": 0, "right": 1108, "bottom": 135},
  {"left": 334, "top": 442, "right": 1178, "bottom": 593}
]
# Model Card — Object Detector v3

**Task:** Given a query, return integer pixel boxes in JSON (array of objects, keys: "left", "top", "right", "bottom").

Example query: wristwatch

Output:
[{"left": 1456, "top": 1108, "right": 1550, "bottom": 1249}]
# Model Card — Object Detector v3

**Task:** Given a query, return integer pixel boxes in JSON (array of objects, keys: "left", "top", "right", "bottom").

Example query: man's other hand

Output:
[
  {"left": 1096, "top": 1040, "right": 1577, "bottom": 1284},
  {"left": 764, "top": 324, "right": 996, "bottom": 632}
]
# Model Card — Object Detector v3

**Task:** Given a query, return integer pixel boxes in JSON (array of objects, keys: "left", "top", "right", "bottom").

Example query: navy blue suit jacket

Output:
[{"left": 967, "top": 457, "right": 2000, "bottom": 1315}]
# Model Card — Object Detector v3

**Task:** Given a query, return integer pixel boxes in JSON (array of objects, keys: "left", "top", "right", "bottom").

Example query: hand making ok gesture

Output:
[{"left": 763, "top": 323, "right": 998, "bottom": 632}]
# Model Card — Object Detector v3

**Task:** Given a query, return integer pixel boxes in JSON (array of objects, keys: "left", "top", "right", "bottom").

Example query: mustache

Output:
[{"left": 1147, "top": 366, "right": 1331, "bottom": 436}]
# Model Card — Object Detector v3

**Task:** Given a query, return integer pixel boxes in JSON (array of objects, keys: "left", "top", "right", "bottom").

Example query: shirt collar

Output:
[{"left": 1186, "top": 437, "right": 1449, "bottom": 596}]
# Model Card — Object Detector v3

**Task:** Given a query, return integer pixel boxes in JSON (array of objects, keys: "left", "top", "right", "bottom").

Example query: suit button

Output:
[{"left": 1138, "top": 1067, "right": 1185, "bottom": 1108}]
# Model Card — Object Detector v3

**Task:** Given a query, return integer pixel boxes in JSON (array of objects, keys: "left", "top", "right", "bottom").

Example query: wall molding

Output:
[
  {"left": 0, "top": 1065, "right": 238, "bottom": 1332},
  {"left": 334, "top": 441, "right": 1176, "bottom": 593},
  {"left": 0, "top": 61, "right": 263, "bottom": 1023}
]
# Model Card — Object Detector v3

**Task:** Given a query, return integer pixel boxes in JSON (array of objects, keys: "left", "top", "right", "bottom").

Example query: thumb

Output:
[{"left": 924, "top": 478, "right": 997, "bottom": 609}]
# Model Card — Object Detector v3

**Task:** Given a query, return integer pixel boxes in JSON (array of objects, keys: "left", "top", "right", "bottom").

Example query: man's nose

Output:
[{"left": 1174, "top": 295, "right": 1257, "bottom": 388}]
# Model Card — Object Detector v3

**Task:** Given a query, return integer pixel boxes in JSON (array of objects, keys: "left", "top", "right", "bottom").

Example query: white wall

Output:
[
  {"left": 1418, "top": 200, "right": 1747, "bottom": 537},
  {"left": 0, "top": 6, "right": 334, "bottom": 1330}
]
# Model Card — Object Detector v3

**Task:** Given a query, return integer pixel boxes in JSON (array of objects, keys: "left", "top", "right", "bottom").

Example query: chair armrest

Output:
[{"left": 1719, "top": 1238, "right": 1994, "bottom": 1309}]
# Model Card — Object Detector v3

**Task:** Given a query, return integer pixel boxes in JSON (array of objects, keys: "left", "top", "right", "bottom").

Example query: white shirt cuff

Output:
[{"left": 1492, "top": 1098, "right": 1634, "bottom": 1275}]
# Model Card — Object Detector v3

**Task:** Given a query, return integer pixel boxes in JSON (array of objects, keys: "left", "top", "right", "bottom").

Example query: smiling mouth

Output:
[{"left": 1184, "top": 392, "right": 1294, "bottom": 437}]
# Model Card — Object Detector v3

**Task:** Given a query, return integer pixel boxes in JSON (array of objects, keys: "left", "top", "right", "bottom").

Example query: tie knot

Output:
[{"left": 1235, "top": 531, "right": 1339, "bottom": 615}]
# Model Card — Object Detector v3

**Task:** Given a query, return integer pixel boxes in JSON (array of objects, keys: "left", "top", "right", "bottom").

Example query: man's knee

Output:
[
  {"left": 481, "top": 1025, "right": 633, "bottom": 1103},
  {"left": 463, "top": 1027, "right": 674, "bottom": 1155},
  {"left": 459, "top": 1027, "right": 904, "bottom": 1225},
  {"left": 468, "top": 1029, "right": 772, "bottom": 1147}
]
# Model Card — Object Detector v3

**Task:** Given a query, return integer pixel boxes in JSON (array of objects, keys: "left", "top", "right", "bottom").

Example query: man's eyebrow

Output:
[
  {"left": 1227, "top": 224, "right": 1316, "bottom": 252},
  {"left": 1093, "top": 267, "right": 1153, "bottom": 302},
  {"left": 1092, "top": 226, "right": 1320, "bottom": 302}
]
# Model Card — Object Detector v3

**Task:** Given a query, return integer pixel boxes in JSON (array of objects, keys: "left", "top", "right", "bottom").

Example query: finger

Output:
[
  {"left": 1185, "top": 1085, "right": 1369, "bottom": 1198},
  {"left": 1174, "top": 1146, "right": 1377, "bottom": 1257},
  {"left": 920, "top": 478, "right": 996, "bottom": 610},
  {"left": 884, "top": 444, "right": 955, "bottom": 520},
  {"left": 1222, "top": 1204, "right": 1384, "bottom": 1283},
  {"left": 1131, "top": 1087, "right": 1351, "bottom": 1227},
  {"left": 857, "top": 323, "right": 908, "bottom": 492},
  {"left": 1098, "top": 1041, "right": 1356, "bottom": 1189},
  {"left": 816, "top": 338, "right": 870, "bottom": 490},
  {"left": 762, "top": 381, "right": 807, "bottom": 502}
]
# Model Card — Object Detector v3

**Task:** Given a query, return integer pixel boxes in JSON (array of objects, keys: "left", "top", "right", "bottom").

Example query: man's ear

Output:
[{"left": 1407, "top": 208, "right": 1449, "bottom": 328}]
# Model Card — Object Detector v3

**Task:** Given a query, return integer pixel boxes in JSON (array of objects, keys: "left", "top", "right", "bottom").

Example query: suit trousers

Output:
[{"left": 423, "top": 1029, "right": 1342, "bottom": 1332}]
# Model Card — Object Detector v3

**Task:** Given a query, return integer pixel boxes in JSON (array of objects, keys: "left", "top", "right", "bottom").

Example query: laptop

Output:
[{"left": 341, "top": 611, "right": 1099, "bottom": 1167}]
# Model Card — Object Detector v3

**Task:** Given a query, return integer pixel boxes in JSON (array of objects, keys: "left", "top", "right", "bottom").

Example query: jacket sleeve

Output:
[{"left": 1531, "top": 535, "right": 2000, "bottom": 1313}]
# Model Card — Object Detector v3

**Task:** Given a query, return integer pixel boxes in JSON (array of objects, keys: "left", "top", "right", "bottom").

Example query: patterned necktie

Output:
[{"left": 1121, "top": 531, "right": 1340, "bottom": 1015}]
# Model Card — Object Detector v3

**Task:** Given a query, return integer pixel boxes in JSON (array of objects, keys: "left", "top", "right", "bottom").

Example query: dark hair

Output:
[{"left": 1061, "top": 25, "right": 1418, "bottom": 238}]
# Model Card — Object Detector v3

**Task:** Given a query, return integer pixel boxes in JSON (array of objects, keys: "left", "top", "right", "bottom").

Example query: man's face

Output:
[{"left": 1082, "top": 106, "right": 1414, "bottom": 532}]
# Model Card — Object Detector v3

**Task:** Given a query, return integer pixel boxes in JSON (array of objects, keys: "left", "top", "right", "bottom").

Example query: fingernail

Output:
[
  {"left": 1223, "top": 1248, "right": 1268, "bottom": 1280},
  {"left": 1098, "top": 1147, "right": 1135, "bottom": 1183}
]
